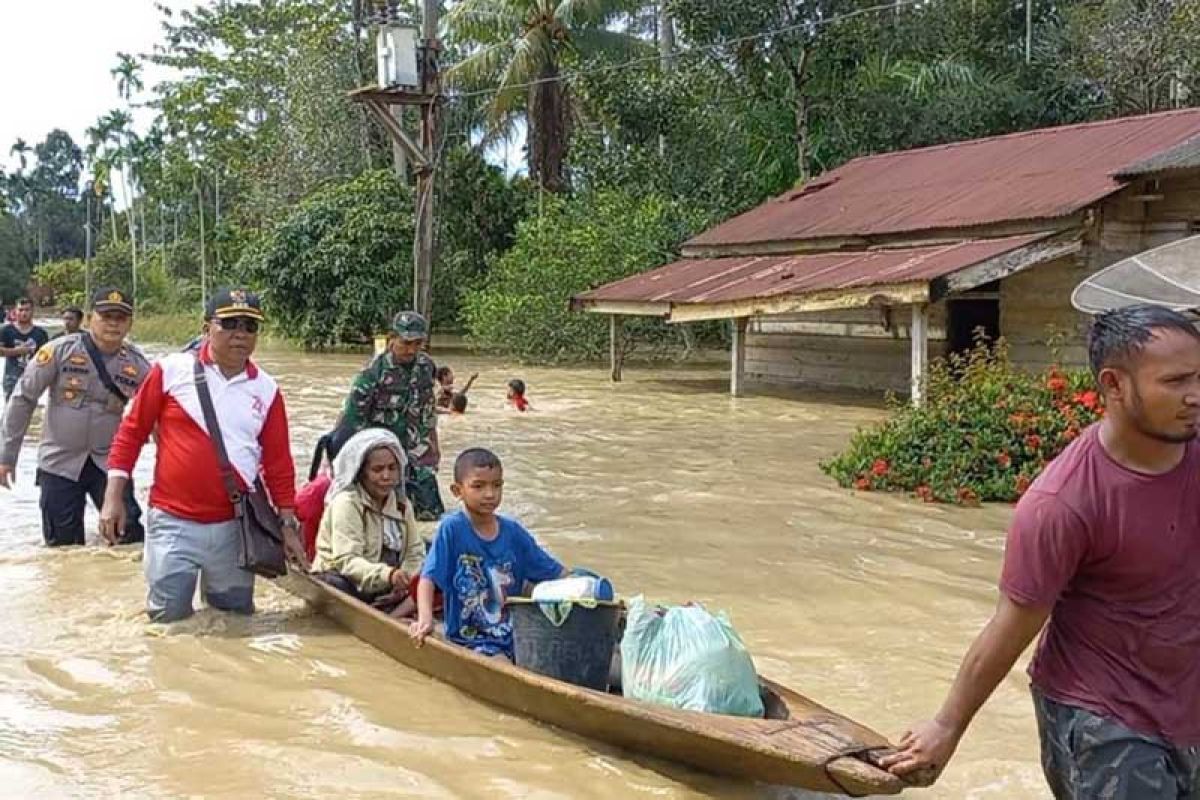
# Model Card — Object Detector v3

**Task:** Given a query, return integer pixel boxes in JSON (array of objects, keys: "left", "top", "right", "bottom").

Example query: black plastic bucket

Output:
[{"left": 508, "top": 599, "right": 622, "bottom": 691}]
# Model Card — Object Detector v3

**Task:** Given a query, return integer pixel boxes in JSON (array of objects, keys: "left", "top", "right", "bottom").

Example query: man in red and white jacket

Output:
[{"left": 100, "top": 288, "right": 306, "bottom": 622}]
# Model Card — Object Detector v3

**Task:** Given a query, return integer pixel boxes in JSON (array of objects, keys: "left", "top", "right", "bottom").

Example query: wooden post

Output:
[
  {"left": 413, "top": 0, "right": 440, "bottom": 322},
  {"left": 610, "top": 315, "right": 624, "bottom": 382},
  {"left": 731, "top": 317, "right": 748, "bottom": 397},
  {"left": 910, "top": 303, "right": 929, "bottom": 405}
]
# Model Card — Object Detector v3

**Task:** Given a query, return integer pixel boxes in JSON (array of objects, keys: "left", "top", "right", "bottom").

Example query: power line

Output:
[{"left": 449, "top": 0, "right": 926, "bottom": 103}]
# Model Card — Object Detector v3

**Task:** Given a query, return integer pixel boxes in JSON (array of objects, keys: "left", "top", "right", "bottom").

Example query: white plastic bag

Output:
[{"left": 620, "top": 595, "right": 765, "bottom": 717}]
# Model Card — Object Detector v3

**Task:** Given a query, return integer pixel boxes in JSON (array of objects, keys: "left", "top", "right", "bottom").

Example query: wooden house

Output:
[{"left": 572, "top": 109, "right": 1200, "bottom": 400}]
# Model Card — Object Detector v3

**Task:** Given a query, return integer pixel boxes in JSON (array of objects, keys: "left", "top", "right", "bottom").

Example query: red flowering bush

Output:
[{"left": 821, "top": 339, "right": 1104, "bottom": 504}]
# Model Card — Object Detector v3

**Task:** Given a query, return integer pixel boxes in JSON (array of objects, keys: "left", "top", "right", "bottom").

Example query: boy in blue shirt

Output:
[{"left": 410, "top": 447, "right": 566, "bottom": 658}]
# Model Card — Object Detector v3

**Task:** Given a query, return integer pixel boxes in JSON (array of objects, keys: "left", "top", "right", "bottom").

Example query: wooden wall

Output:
[
  {"left": 744, "top": 306, "right": 949, "bottom": 393},
  {"left": 1003, "top": 172, "right": 1200, "bottom": 372}
]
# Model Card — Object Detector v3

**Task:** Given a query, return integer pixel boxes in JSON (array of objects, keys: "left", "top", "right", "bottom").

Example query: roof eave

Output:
[
  {"left": 664, "top": 282, "right": 931, "bottom": 323},
  {"left": 570, "top": 298, "right": 672, "bottom": 317}
]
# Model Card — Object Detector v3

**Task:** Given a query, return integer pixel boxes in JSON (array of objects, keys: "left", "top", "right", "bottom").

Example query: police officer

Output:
[
  {"left": 0, "top": 287, "right": 150, "bottom": 546},
  {"left": 341, "top": 310, "right": 443, "bottom": 520}
]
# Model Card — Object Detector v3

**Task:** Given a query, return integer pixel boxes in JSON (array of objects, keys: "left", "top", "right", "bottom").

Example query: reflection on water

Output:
[{"left": 0, "top": 343, "right": 1048, "bottom": 798}]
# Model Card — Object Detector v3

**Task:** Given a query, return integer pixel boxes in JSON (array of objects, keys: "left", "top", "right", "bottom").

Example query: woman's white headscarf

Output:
[{"left": 325, "top": 428, "right": 408, "bottom": 506}]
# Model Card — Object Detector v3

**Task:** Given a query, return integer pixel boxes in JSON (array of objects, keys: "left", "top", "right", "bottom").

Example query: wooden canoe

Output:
[{"left": 278, "top": 572, "right": 925, "bottom": 795}]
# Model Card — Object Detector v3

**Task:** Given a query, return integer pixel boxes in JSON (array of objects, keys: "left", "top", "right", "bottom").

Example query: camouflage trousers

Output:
[
  {"left": 406, "top": 465, "right": 445, "bottom": 521},
  {"left": 1034, "top": 690, "right": 1200, "bottom": 799}
]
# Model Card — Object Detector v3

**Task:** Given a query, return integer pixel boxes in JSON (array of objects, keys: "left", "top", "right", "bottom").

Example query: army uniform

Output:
[
  {"left": 342, "top": 311, "right": 443, "bottom": 520},
  {"left": 0, "top": 299, "right": 150, "bottom": 547}
]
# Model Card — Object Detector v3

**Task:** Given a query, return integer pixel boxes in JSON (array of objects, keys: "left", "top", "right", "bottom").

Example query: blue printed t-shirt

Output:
[{"left": 422, "top": 509, "right": 563, "bottom": 657}]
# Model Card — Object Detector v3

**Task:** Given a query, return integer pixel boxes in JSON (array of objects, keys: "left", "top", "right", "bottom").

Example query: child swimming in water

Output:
[{"left": 507, "top": 378, "right": 529, "bottom": 412}]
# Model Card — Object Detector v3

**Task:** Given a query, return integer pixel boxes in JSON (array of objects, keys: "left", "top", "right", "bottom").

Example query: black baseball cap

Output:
[
  {"left": 91, "top": 287, "right": 134, "bottom": 314},
  {"left": 205, "top": 287, "right": 265, "bottom": 321}
]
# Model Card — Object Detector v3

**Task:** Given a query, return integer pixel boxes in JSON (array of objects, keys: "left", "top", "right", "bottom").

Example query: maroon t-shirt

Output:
[{"left": 1001, "top": 424, "right": 1200, "bottom": 745}]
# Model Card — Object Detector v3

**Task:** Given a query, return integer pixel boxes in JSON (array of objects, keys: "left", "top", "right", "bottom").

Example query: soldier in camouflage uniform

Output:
[
  {"left": 0, "top": 288, "right": 150, "bottom": 546},
  {"left": 341, "top": 310, "right": 444, "bottom": 520}
]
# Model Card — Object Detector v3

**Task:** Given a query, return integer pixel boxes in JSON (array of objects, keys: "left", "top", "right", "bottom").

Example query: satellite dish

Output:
[{"left": 1072, "top": 234, "right": 1200, "bottom": 315}]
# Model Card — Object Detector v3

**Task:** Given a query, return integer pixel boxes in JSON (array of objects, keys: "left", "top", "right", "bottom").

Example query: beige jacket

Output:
[{"left": 312, "top": 485, "right": 426, "bottom": 594}]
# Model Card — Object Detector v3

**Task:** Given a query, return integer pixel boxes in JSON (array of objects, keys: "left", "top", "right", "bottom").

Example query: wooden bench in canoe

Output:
[{"left": 278, "top": 572, "right": 927, "bottom": 795}]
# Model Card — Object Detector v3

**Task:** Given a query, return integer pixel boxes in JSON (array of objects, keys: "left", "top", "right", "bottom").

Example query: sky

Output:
[
  {"left": 0, "top": 0, "right": 524, "bottom": 181},
  {"left": 0, "top": 1, "right": 193, "bottom": 173}
]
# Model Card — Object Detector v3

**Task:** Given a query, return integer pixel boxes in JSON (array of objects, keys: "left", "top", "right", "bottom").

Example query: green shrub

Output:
[
  {"left": 236, "top": 170, "right": 416, "bottom": 348},
  {"left": 463, "top": 190, "right": 706, "bottom": 362},
  {"left": 32, "top": 258, "right": 87, "bottom": 307},
  {"left": 821, "top": 339, "right": 1104, "bottom": 504}
]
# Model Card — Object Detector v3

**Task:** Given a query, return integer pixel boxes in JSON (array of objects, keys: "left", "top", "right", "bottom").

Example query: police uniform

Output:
[{"left": 0, "top": 289, "right": 151, "bottom": 546}]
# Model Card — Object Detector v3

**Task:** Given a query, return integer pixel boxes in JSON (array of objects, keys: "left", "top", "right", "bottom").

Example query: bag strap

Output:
[
  {"left": 80, "top": 332, "right": 128, "bottom": 406},
  {"left": 192, "top": 356, "right": 243, "bottom": 506}
]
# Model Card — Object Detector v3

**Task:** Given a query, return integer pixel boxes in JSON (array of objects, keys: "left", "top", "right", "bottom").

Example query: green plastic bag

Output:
[{"left": 620, "top": 595, "right": 765, "bottom": 718}]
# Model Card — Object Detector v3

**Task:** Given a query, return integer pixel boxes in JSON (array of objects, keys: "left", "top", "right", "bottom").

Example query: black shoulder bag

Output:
[
  {"left": 79, "top": 332, "right": 129, "bottom": 407},
  {"left": 192, "top": 357, "right": 288, "bottom": 578}
]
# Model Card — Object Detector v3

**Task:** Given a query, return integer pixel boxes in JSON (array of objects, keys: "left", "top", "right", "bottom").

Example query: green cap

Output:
[{"left": 391, "top": 310, "right": 428, "bottom": 340}]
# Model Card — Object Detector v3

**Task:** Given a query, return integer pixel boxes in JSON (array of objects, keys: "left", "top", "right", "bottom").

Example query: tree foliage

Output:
[
  {"left": 464, "top": 190, "right": 705, "bottom": 361},
  {"left": 237, "top": 169, "right": 416, "bottom": 348}
]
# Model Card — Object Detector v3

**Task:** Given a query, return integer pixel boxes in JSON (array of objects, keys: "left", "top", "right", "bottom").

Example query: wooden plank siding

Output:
[{"left": 745, "top": 306, "right": 948, "bottom": 393}]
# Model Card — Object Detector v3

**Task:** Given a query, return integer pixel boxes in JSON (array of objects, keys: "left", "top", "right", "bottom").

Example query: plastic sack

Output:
[{"left": 620, "top": 595, "right": 765, "bottom": 718}]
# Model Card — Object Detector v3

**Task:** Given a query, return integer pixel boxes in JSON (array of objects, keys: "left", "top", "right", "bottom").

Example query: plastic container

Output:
[
  {"left": 530, "top": 575, "right": 615, "bottom": 603},
  {"left": 508, "top": 598, "right": 622, "bottom": 690}
]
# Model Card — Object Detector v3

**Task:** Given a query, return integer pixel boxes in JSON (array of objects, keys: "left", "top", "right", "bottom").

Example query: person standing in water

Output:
[
  {"left": 341, "top": 310, "right": 443, "bottom": 520},
  {"left": 101, "top": 288, "right": 305, "bottom": 621},
  {"left": 0, "top": 298, "right": 49, "bottom": 401},
  {"left": 884, "top": 304, "right": 1200, "bottom": 797},
  {"left": 0, "top": 288, "right": 149, "bottom": 546}
]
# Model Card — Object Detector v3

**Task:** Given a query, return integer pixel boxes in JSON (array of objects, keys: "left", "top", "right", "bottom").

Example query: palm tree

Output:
[
  {"left": 111, "top": 52, "right": 144, "bottom": 103},
  {"left": 9, "top": 139, "right": 30, "bottom": 172},
  {"left": 446, "top": 0, "right": 644, "bottom": 192}
]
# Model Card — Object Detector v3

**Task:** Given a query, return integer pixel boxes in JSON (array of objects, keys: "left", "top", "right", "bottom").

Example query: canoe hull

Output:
[{"left": 279, "top": 572, "right": 913, "bottom": 795}]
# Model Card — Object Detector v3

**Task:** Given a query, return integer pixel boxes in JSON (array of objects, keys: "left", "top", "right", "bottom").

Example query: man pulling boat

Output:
[{"left": 885, "top": 305, "right": 1200, "bottom": 797}]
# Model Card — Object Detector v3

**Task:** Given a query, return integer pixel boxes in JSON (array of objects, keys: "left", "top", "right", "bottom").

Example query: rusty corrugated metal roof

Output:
[
  {"left": 1115, "top": 133, "right": 1200, "bottom": 178},
  {"left": 688, "top": 109, "right": 1200, "bottom": 248},
  {"left": 576, "top": 234, "right": 1049, "bottom": 305}
]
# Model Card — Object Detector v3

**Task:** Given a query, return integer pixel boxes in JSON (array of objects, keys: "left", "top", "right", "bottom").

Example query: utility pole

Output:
[
  {"left": 413, "top": 0, "right": 440, "bottom": 322},
  {"left": 658, "top": 2, "right": 673, "bottom": 158},
  {"left": 84, "top": 192, "right": 93, "bottom": 301},
  {"left": 195, "top": 170, "right": 208, "bottom": 312},
  {"left": 1025, "top": 0, "right": 1032, "bottom": 64},
  {"left": 352, "top": 2, "right": 440, "bottom": 321}
]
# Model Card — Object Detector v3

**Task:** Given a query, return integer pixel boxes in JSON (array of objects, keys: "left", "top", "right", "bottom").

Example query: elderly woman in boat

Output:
[{"left": 311, "top": 428, "right": 426, "bottom": 616}]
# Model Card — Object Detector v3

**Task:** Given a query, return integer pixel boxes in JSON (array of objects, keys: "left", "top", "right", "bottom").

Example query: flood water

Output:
[{"left": 0, "top": 343, "right": 1049, "bottom": 799}]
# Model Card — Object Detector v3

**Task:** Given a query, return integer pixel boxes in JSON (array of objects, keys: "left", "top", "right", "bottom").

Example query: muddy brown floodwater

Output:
[{"left": 0, "top": 343, "right": 1050, "bottom": 799}]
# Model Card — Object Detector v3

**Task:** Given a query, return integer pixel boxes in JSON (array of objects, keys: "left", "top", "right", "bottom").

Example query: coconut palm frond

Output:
[
  {"left": 446, "top": 0, "right": 525, "bottom": 42},
  {"left": 446, "top": 39, "right": 521, "bottom": 88},
  {"left": 554, "top": 0, "right": 626, "bottom": 29},
  {"left": 568, "top": 28, "right": 647, "bottom": 61},
  {"left": 489, "top": 29, "right": 552, "bottom": 124}
]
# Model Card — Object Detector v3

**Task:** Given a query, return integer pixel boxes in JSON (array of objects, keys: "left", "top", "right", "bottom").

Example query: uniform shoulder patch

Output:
[{"left": 34, "top": 345, "right": 53, "bottom": 366}]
